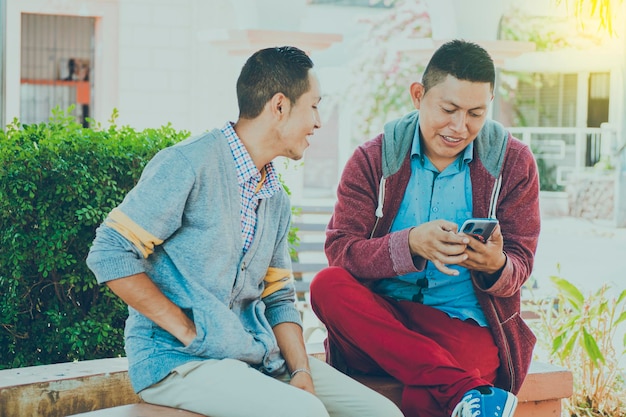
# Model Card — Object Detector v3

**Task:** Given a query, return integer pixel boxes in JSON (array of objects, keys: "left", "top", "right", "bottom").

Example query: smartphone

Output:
[{"left": 459, "top": 218, "right": 499, "bottom": 243}]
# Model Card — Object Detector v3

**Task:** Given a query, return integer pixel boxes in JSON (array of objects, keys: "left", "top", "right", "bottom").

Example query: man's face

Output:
[
  {"left": 411, "top": 75, "right": 493, "bottom": 170},
  {"left": 277, "top": 72, "right": 322, "bottom": 161}
]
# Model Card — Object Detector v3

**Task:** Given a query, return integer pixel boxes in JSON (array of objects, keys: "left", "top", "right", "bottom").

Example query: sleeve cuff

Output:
[
  {"left": 389, "top": 228, "right": 426, "bottom": 275},
  {"left": 87, "top": 255, "right": 146, "bottom": 284},
  {"left": 266, "top": 304, "right": 303, "bottom": 328}
]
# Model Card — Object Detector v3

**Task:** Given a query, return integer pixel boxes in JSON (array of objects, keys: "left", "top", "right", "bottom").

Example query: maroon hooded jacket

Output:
[{"left": 324, "top": 111, "right": 540, "bottom": 393}]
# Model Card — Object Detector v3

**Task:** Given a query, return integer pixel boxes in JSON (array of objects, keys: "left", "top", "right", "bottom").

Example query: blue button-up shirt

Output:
[{"left": 372, "top": 128, "right": 487, "bottom": 326}]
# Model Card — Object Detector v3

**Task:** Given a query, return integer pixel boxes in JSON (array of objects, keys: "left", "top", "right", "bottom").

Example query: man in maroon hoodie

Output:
[{"left": 310, "top": 40, "right": 540, "bottom": 417}]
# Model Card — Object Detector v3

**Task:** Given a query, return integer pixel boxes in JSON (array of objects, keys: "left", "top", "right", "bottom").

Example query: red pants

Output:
[{"left": 310, "top": 267, "right": 500, "bottom": 417}]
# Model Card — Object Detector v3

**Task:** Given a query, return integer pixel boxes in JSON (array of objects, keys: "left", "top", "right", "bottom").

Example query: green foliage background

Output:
[{"left": 0, "top": 108, "right": 190, "bottom": 369}]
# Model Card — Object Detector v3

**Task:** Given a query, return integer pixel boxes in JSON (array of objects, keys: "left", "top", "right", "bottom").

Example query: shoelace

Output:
[{"left": 450, "top": 396, "right": 481, "bottom": 417}]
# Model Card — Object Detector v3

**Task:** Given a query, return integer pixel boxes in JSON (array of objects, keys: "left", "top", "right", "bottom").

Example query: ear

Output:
[
  {"left": 409, "top": 82, "right": 425, "bottom": 110},
  {"left": 269, "top": 92, "right": 288, "bottom": 119}
]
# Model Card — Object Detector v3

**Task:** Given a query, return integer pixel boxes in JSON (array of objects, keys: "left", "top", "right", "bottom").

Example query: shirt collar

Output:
[
  {"left": 411, "top": 124, "right": 474, "bottom": 167},
  {"left": 222, "top": 122, "right": 281, "bottom": 194}
]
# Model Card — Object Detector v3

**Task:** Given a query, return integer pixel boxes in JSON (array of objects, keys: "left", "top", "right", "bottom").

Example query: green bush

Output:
[{"left": 0, "top": 108, "right": 190, "bottom": 369}]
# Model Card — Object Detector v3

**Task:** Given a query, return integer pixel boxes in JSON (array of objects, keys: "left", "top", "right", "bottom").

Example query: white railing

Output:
[{"left": 507, "top": 125, "right": 618, "bottom": 187}]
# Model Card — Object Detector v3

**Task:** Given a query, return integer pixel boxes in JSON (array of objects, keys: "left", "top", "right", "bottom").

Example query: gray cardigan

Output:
[{"left": 87, "top": 129, "right": 301, "bottom": 393}]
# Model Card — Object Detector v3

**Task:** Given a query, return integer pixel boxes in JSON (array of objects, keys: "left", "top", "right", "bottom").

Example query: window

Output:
[
  {"left": 586, "top": 72, "right": 610, "bottom": 165},
  {"left": 513, "top": 73, "right": 578, "bottom": 128},
  {"left": 20, "top": 13, "right": 95, "bottom": 126}
]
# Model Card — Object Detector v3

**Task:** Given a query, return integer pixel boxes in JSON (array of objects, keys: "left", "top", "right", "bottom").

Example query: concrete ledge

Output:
[
  {"left": 0, "top": 344, "right": 572, "bottom": 417},
  {"left": 0, "top": 358, "right": 138, "bottom": 417}
]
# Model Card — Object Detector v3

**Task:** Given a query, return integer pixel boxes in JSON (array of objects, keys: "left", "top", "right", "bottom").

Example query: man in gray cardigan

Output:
[{"left": 87, "top": 46, "right": 402, "bottom": 417}]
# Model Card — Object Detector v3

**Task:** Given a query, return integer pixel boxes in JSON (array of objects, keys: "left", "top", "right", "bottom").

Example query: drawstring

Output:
[
  {"left": 370, "top": 177, "right": 386, "bottom": 239},
  {"left": 489, "top": 175, "right": 502, "bottom": 219},
  {"left": 375, "top": 177, "right": 386, "bottom": 218},
  {"left": 375, "top": 175, "right": 500, "bottom": 218},
  {"left": 373, "top": 174, "right": 501, "bottom": 234}
]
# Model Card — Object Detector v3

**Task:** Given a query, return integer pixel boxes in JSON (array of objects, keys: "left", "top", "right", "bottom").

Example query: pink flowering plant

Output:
[{"left": 346, "top": 0, "right": 431, "bottom": 144}]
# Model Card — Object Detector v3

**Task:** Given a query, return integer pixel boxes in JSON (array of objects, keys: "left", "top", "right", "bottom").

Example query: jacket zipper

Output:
[{"left": 489, "top": 297, "right": 516, "bottom": 392}]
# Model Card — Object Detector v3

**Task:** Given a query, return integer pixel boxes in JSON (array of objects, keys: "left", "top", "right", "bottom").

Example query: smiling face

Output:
[
  {"left": 276, "top": 71, "right": 322, "bottom": 161},
  {"left": 411, "top": 74, "right": 493, "bottom": 171}
]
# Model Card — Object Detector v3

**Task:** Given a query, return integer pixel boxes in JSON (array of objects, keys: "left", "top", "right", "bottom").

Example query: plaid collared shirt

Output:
[{"left": 222, "top": 122, "right": 282, "bottom": 252}]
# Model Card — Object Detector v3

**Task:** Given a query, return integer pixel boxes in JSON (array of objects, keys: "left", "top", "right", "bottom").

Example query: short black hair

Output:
[
  {"left": 236, "top": 46, "right": 314, "bottom": 119},
  {"left": 422, "top": 39, "right": 495, "bottom": 93}
]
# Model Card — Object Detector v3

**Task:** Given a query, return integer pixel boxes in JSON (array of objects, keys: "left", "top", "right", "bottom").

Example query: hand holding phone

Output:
[{"left": 459, "top": 218, "right": 498, "bottom": 243}]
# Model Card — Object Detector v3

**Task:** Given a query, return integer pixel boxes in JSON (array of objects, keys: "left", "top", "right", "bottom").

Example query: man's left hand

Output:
[
  {"left": 459, "top": 224, "right": 506, "bottom": 275},
  {"left": 290, "top": 371, "right": 316, "bottom": 395}
]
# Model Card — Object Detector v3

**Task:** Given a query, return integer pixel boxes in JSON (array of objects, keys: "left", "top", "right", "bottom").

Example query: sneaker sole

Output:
[{"left": 502, "top": 393, "right": 518, "bottom": 417}]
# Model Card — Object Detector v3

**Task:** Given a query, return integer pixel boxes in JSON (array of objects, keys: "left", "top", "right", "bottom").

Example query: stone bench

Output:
[{"left": 0, "top": 343, "right": 572, "bottom": 417}]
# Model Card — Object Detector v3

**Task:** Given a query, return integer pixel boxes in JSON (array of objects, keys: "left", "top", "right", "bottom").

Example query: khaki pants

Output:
[{"left": 139, "top": 356, "right": 403, "bottom": 417}]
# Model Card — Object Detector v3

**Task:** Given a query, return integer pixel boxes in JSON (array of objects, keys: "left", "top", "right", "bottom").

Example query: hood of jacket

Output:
[{"left": 381, "top": 110, "right": 509, "bottom": 179}]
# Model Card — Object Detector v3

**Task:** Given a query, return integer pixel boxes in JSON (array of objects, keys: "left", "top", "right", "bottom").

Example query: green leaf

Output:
[
  {"left": 550, "top": 276, "right": 584, "bottom": 309},
  {"left": 552, "top": 332, "right": 566, "bottom": 352},
  {"left": 582, "top": 326, "right": 605, "bottom": 365}
]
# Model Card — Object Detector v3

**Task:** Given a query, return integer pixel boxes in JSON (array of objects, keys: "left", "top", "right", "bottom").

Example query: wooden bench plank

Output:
[
  {"left": 291, "top": 241, "right": 324, "bottom": 252},
  {"left": 294, "top": 279, "right": 314, "bottom": 294},
  {"left": 291, "top": 222, "right": 327, "bottom": 232},
  {"left": 292, "top": 262, "right": 328, "bottom": 274},
  {"left": 295, "top": 206, "right": 334, "bottom": 214},
  {"left": 290, "top": 206, "right": 331, "bottom": 298}
]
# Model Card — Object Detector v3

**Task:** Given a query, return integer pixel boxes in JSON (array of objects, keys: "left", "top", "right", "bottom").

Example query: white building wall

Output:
[
  {"left": 115, "top": 0, "right": 247, "bottom": 133},
  {"left": 187, "top": 0, "right": 244, "bottom": 135},
  {"left": 116, "top": 0, "right": 196, "bottom": 131},
  {"left": 114, "top": 0, "right": 337, "bottom": 134}
]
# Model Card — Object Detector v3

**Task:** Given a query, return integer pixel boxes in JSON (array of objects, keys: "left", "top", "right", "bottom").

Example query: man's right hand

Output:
[
  {"left": 106, "top": 273, "right": 197, "bottom": 346},
  {"left": 408, "top": 220, "right": 470, "bottom": 276}
]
